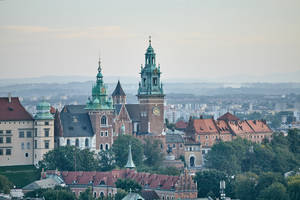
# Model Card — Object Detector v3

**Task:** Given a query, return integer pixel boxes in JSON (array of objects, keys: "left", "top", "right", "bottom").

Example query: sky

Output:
[{"left": 0, "top": 0, "right": 299, "bottom": 82}]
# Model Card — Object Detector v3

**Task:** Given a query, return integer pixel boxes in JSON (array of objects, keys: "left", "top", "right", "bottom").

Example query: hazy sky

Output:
[{"left": 0, "top": 0, "right": 299, "bottom": 81}]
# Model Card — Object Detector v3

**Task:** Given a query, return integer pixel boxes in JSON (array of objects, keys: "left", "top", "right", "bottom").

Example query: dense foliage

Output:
[
  {"left": 39, "top": 146, "right": 98, "bottom": 171},
  {"left": 195, "top": 129, "right": 300, "bottom": 199},
  {"left": 25, "top": 186, "right": 76, "bottom": 200},
  {"left": 0, "top": 175, "right": 13, "bottom": 194},
  {"left": 115, "top": 178, "right": 142, "bottom": 193}
]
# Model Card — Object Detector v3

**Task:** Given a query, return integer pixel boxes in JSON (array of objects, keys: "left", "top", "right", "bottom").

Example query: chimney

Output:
[{"left": 8, "top": 93, "right": 11, "bottom": 103}]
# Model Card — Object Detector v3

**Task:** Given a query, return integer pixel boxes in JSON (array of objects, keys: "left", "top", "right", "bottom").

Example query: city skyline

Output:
[{"left": 0, "top": 0, "right": 299, "bottom": 81}]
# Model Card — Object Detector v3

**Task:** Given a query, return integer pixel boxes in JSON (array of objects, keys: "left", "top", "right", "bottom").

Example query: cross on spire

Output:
[
  {"left": 149, "top": 35, "right": 151, "bottom": 46},
  {"left": 98, "top": 56, "right": 102, "bottom": 72}
]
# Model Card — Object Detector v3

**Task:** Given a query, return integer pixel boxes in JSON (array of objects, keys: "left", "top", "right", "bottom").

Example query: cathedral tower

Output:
[
  {"left": 86, "top": 59, "right": 114, "bottom": 152},
  {"left": 137, "top": 37, "right": 165, "bottom": 135}
]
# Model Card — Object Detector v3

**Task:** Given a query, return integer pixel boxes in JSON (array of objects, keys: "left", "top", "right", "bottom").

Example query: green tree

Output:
[
  {"left": 79, "top": 187, "right": 94, "bottom": 200},
  {"left": 255, "top": 172, "right": 286, "bottom": 197},
  {"left": 258, "top": 182, "right": 289, "bottom": 200},
  {"left": 114, "top": 189, "right": 127, "bottom": 200},
  {"left": 112, "top": 135, "right": 143, "bottom": 168},
  {"left": 234, "top": 173, "right": 258, "bottom": 200},
  {"left": 287, "top": 175, "right": 300, "bottom": 200},
  {"left": 194, "top": 170, "right": 229, "bottom": 198},
  {"left": 39, "top": 146, "right": 98, "bottom": 171},
  {"left": 0, "top": 175, "right": 13, "bottom": 194},
  {"left": 143, "top": 137, "right": 164, "bottom": 167},
  {"left": 115, "top": 178, "right": 142, "bottom": 193},
  {"left": 98, "top": 149, "right": 116, "bottom": 171}
]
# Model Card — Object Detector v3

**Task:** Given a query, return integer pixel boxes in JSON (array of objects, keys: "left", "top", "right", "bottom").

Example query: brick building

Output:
[{"left": 185, "top": 112, "right": 273, "bottom": 152}]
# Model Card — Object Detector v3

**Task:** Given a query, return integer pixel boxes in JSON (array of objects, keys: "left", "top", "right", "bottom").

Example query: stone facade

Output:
[{"left": 0, "top": 97, "right": 54, "bottom": 166}]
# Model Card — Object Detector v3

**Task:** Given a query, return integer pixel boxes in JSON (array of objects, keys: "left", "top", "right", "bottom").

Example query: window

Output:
[
  {"left": 45, "top": 121, "right": 49, "bottom": 125},
  {"left": 25, "top": 153, "right": 29, "bottom": 157},
  {"left": 21, "top": 142, "right": 25, "bottom": 150},
  {"left": 101, "top": 116, "right": 107, "bottom": 126},
  {"left": 179, "top": 143, "right": 183, "bottom": 148},
  {"left": 6, "top": 137, "right": 11, "bottom": 143},
  {"left": 34, "top": 128, "right": 37, "bottom": 137},
  {"left": 189, "top": 147, "right": 192, "bottom": 151},
  {"left": 205, "top": 135, "right": 208, "bottom": 140},
  {"left": 6, "top": 149, "right": 11, "bottom": 155},
  {"left": 0, "top": 130, "right": 3, "bottom": 134},
  {"left": 105, "top": 144, "right": 109, "bottom": 150},
  {"left": 100, "top": 132, "right": 104, "bottom": 137},
  {"left": 0, "top": 137, "right": 3, "bottom": 144},
  {"left": 26, "top": 131, "right": 32, "bottom": 138},
  {"left": 44, "top": 140, "right": 49, "bottom": 149},
  {"left": 105, "top": 131, "right": 108, "bottom": 137},
  {"left": 85, "top": 138, "right": 89, "bottom": 147},
  {"left": 34, "top": 140, "right": 37, "bottom": 149},
  {"left": 19, "top": 131, "right": 25, "bottom": 138},
  {"left": 44, "top": 129, "right": 49, "bottom": 137},
  {"left": 0, "top": 149, "right": 3, "bottom": 155},
  {"left": 27, "top": 142, "right": 30, "bottom": 149},
  {"left": 143, "top": 78, "right": 146, "bottom": 87},
  {"left": 172, "top": 144, "right": 176, "bottom": 148},
  {"left": 153, "top": 77, "right": 158, "bottom": 86},
  {"left": 100, "top": 144, "right": 103, "bottom": 150},
  {"left": 6, "top": 130, "right": 11, "bottom": 134},
  {"left": 93, "top": 192, "right": 97, "bottom": 198},
  {"left": 67, "top": 139, "right": 70, "bottom": 146},
  {"left": 75, "top": 139, "right": 79, "bottom": 147}
]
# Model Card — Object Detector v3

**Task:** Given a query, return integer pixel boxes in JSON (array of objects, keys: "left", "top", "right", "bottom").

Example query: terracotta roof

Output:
[
  {"left": 218, "top": 112, "right": 240, "bottom": 121},
  {"left": 227, "top": 120, "right": 254, "bottom": 135},
  {"left": 247, "top": 120, "right": 272, "bottom": 133},
  {"left": 175, "top": 120, "right": 188, "bottom": 130},
  {"left": 193, "top": 118, "right": 218, "bottom": 134},
  {"left": 112, "top": 80, "right": 126, "bottom": 96},
  {"left": 215, "top": 120, "right": 231, "bottom": 134},
  {"left": 50, "top": 106, "right": 56, "bottom": 114},
  {"left": 48, "top": 169, "right": 179, "bottom": 190},
  {"left": 0, "top": 97, "right": 33, "bottom": 121}
]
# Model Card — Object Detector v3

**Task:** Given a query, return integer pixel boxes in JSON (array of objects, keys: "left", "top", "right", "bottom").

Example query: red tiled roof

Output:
[
  {"left": 50, "top": 106, "right": 56, "bottom": 114},
  {"left": 218, "top": 112, "right": 240, "bottom": 121},
  {"left": 215, "top": 120, "right": 231, "bottom": 134},
  {"left": 49, "top": 169, "right": 179, "bottom": 190},
  {"left": 227, "top": 120, "right": 254, "bottom": 135},
  {"left": 175, "top": 120, "right": 188, "bottom": 129},
  {"left": 247, "top": 120, "right": 272, "bottom": 133},
  {"left": 193, "top": 118, "right": 218, "bottom": 134},
  {"left": 0, "top": 97, "right": 33, "bottom": 121}
]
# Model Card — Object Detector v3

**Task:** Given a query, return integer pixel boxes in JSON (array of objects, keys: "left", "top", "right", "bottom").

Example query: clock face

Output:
[{"left": 153, "top": 106, "right": 160, "bottom": 116}]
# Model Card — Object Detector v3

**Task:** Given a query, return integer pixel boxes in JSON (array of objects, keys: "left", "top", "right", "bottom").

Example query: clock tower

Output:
[{"left": 137, "top": 37, "right": 165, "bottom": 135}]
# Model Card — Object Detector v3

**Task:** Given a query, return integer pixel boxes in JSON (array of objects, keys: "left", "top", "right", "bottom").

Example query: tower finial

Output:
[
  {"left": 125, "top": 144, "right": 136, "bottom": 169},
  {"left": 98, "top": 56, "right": 102, "bottom": 72},
  {"left": 149, "top": 35, "right": 151, "bottom": 46}
]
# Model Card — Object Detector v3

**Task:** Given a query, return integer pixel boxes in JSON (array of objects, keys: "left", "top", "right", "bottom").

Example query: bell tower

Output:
[{"left": 137, "top": 37, "right": 165, "bottom": 135}]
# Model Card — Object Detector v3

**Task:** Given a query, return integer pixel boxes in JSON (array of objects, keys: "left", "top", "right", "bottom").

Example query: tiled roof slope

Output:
[
  {"left": 175, "top": 120, "right": 188, "bottom": 130},
  {"left": 112, "top": 80, "right": 126, "bottom": 96},
  {"left": 247, "top": 120, "right": 272, "bottom": 133},
  {"left": 60, "top": 105, "right": 94, "bottom": 137},
  {"left": 188, "top": 112, "right": 272, "bottom": 136},
  {"left": 193, "top": 118, "right": 218, "bottom": 134},
  {"left": 218, "top": 112, "right": 240, "bottom": 121},
  {"left": 48, "top": 169, "right": 180, "bottom": 191},
  {"left": 0, "top": 97, "right": 33, "bottom": 121}
]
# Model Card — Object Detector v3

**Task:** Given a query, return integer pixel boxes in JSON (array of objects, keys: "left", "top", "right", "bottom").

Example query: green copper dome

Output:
[
  {"left": 35, "top": 100, "right": 54, "bottom": 120},
  {"left": 138, "top": 37, "right": 164, "bottom": 96},
  {"left": 86, "top": 58, "right": 113, "bottom": 110}
]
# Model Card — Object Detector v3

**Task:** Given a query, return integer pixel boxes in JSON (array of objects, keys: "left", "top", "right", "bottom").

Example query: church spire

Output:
[{"left": 125, "top": 144, "right": 135, "bottom": 169}]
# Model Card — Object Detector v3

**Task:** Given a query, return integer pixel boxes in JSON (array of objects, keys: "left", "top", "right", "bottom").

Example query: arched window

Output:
[
  {"left": 75, "top": 139, "right": 79, "bottom": 147},
  {"left": 85, "top": 138, "right": 89, "bottom": 147},
  {"left": 93, "top": 192, "right": 97, "bottom": 198},
  {"left": 100, "top": 144, "right": 103, "bottom": 150},
  {"left": 105, "top": 144, "right": 109, "bottom": 150},
  {"left": 100, "top": 192, "right": 104, "bottom": 198},
  {"left": 67, "top": 139, "right": 70, "bottom": 146},
  {"left": 190, "top": 156, "right": 195, "bottom": 167},
  {"left": 101, "top": 116, "right": 107, "bottom": 126}
]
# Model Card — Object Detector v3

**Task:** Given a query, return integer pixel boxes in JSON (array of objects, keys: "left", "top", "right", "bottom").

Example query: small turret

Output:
[
  {"left": 125, "top": 144, "right": 136, "bottom": 169},
  {"left": 112, "top": 80, "right": 126, "bottom": 105}
]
